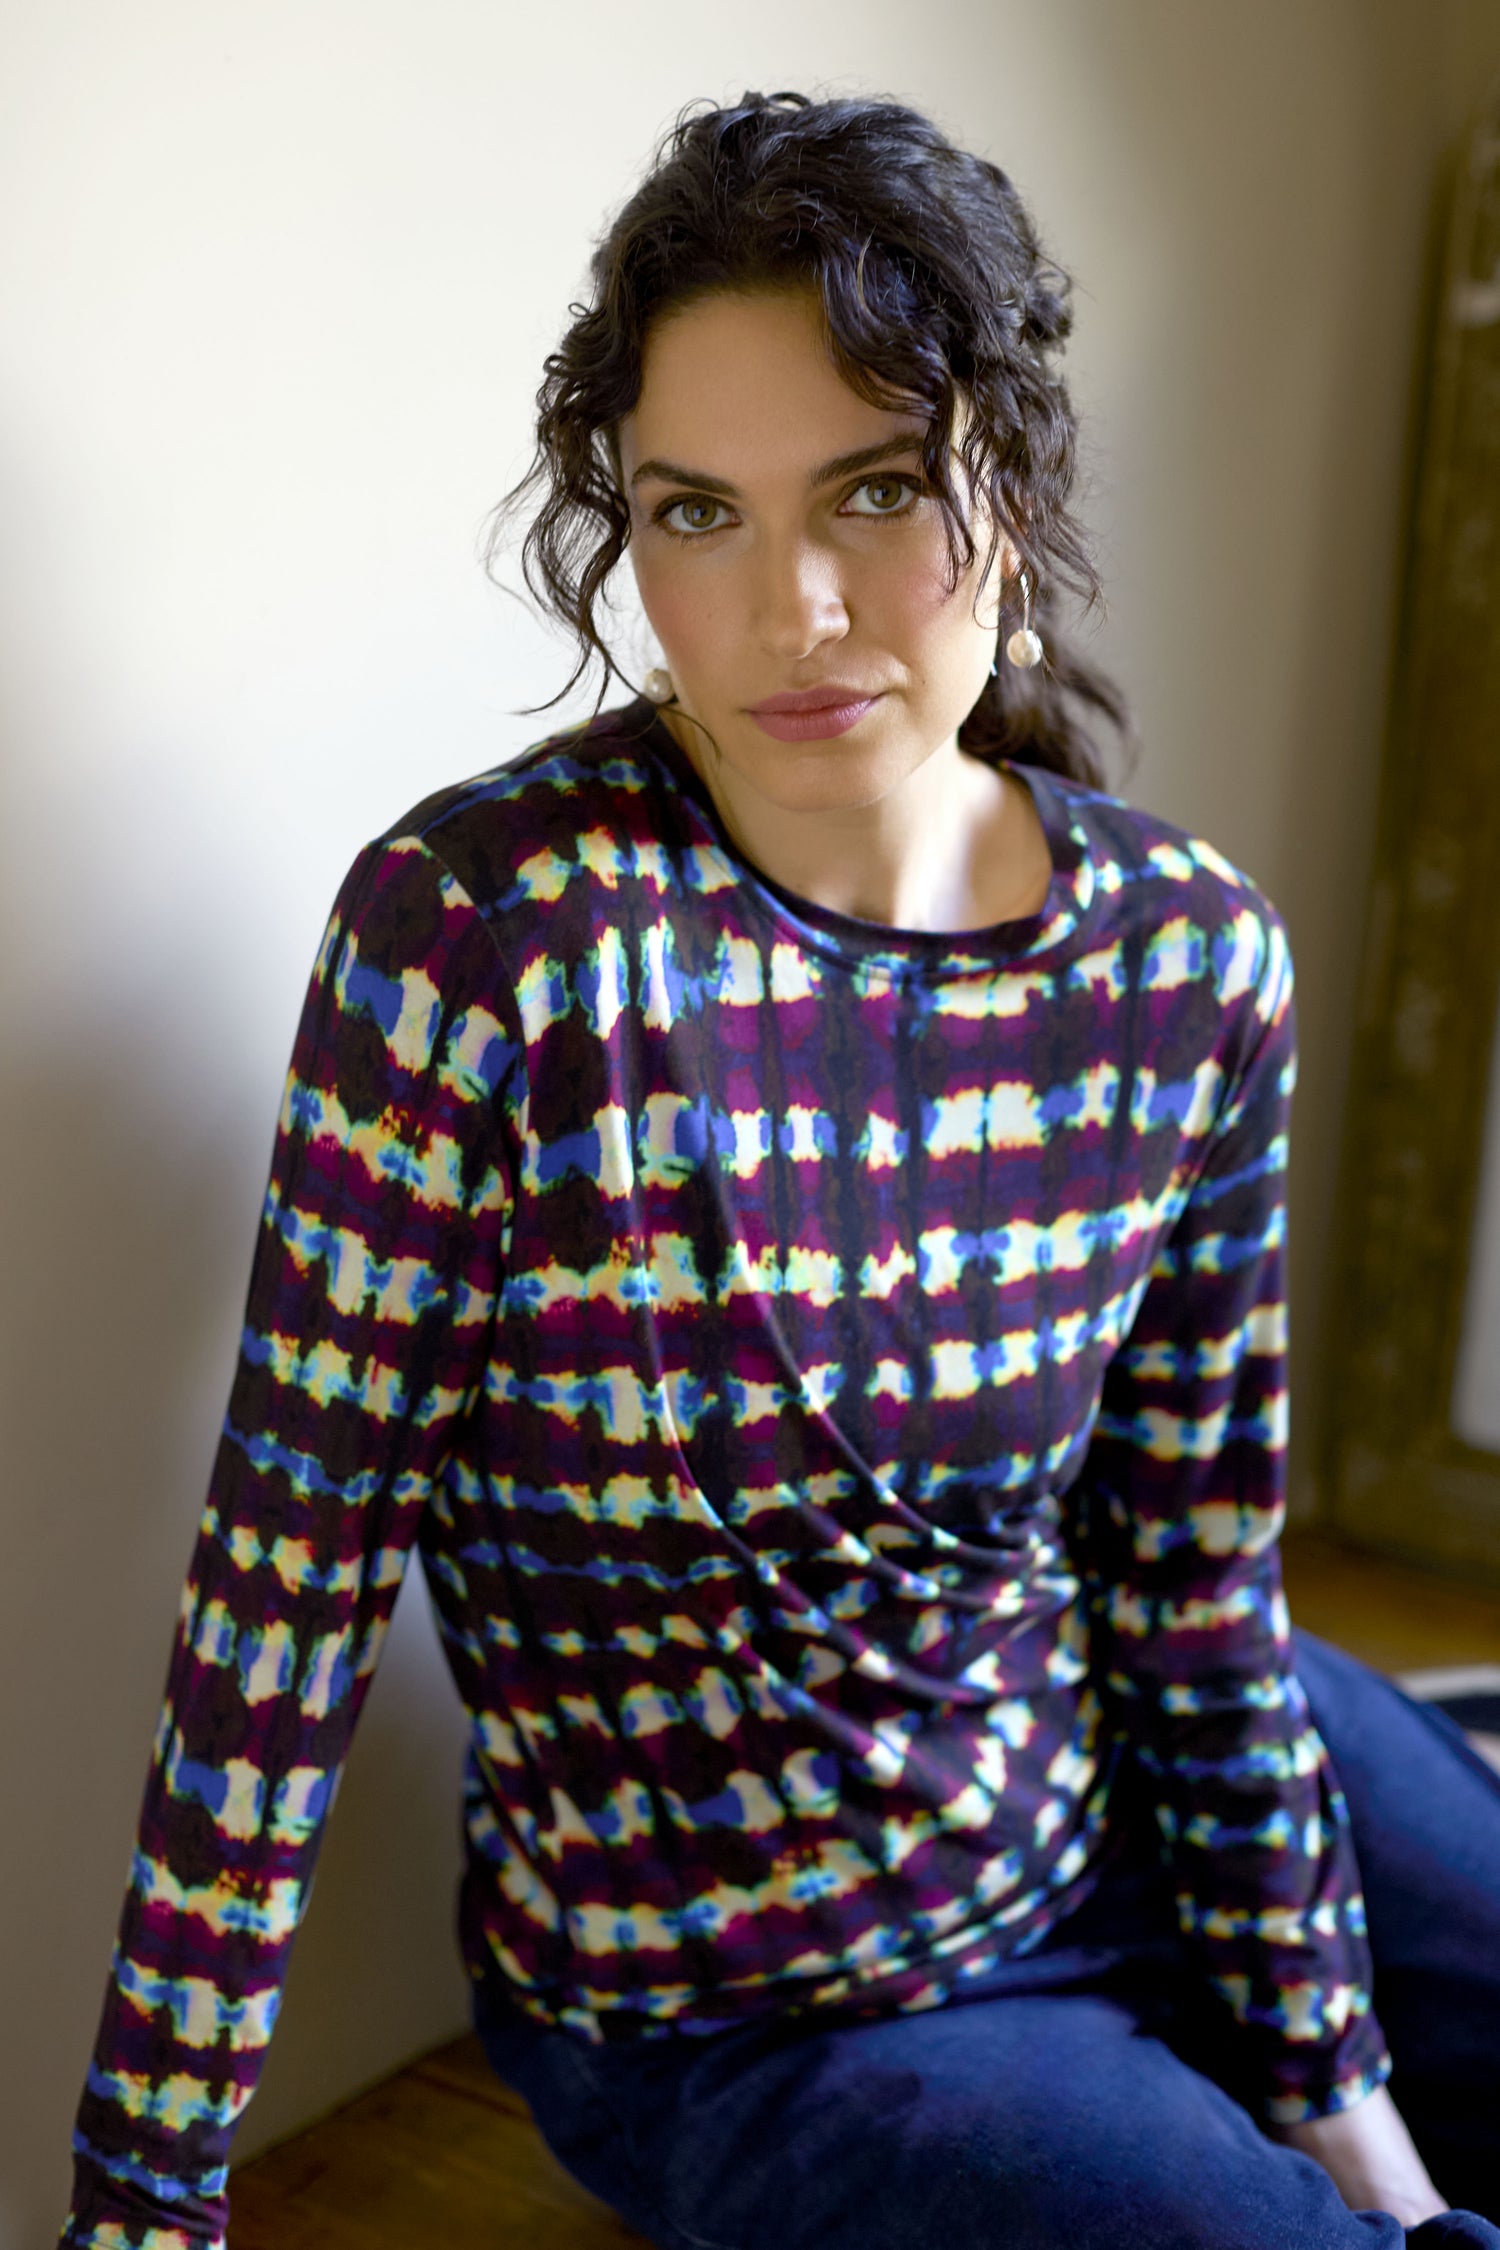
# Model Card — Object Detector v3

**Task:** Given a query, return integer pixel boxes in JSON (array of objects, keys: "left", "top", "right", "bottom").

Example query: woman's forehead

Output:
[
  {"left": 620, "top": 291, "right": 956, "bottom": 488},
  {"left": 633, "top": 293, "right": 892, "bottom": 426}
]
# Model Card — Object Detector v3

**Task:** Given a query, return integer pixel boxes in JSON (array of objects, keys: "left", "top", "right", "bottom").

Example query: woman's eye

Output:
[
  {"left": 654, "top": 476, "right": 919, "bottom": 538},
  {"left": 850, "top": 474, "right": 922, "bottom": 515},
  {"left": 844, "top": 475, "right": 920, "bottom": 518},
  {"left": 659, "top": 496, "right": 729, "bottom": 536}
]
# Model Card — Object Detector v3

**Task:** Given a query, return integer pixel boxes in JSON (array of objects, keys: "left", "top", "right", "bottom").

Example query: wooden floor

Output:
[
  {"left": 228, "top": 2031, "right": 646, "bottom": 2249},
  {"left": 1277, "top": 1527, "right": 1500, "bottom": 1673},
  {"left": 227, "top": 1527, "right": 1500, "bottom": 2249}
]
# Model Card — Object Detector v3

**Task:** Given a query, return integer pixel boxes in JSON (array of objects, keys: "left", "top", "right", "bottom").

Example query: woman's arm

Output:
[
  {"left": 60, "top": 833, "right": 525, "bottom": 2250},
  {"left": 1270, "top": 2086, "right": 1448, "bottom": 2224},
  {"left": 1063, "top": 905, "right": 1393, "bottom": 2129}
]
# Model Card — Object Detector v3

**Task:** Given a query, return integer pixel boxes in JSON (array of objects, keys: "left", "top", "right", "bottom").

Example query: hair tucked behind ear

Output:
[{"left": 486, "top": 89, "right": 1130, "bottom": 789}]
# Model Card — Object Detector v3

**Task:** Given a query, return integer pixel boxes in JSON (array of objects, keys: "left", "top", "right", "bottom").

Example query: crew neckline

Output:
[{"left": 616, "top": 697, "right": 1098, "bottom": 977}]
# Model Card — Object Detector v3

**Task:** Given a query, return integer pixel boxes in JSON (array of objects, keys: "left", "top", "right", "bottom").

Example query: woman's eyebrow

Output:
[{"left": 629, "top": 434, "right": 926, "bottom": 498}]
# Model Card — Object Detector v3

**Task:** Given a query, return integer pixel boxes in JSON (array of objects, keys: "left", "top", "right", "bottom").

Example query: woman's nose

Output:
[{"left": 752, "top": 537, "right": 849, "bottom": 659}]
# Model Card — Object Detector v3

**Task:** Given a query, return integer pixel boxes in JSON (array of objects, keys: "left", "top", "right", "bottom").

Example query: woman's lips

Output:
[{"left": 747, "top": 695, "right": 880, "bottom": 741}]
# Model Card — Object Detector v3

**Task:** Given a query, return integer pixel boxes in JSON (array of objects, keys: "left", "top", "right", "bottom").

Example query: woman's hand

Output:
[{"left": 1268, "top": 2082, "right": 1448, "bottom": 2225}]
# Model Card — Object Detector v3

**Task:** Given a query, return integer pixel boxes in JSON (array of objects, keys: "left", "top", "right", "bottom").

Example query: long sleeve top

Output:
[{"left": 62, "top": 696, "right": 1392, "bottom": 2248}]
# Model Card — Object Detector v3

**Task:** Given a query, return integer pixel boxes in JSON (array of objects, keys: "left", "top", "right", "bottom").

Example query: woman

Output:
[{"left": 61, "top": 91, "right": 1500, "bottom": 2249}]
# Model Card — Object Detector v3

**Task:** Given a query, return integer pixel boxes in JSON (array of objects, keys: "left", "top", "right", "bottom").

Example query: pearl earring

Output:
[
  {"left": 1005, "top": 570, "right": 1044, "bottom": 670},
  {"left": 643, "top": 666, "right": 675, "bottom": 704}
]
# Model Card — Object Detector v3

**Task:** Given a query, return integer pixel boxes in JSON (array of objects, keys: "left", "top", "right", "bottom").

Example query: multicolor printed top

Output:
[{"left": 64, "top": 696, "right": 1392, "bottom": 2248}]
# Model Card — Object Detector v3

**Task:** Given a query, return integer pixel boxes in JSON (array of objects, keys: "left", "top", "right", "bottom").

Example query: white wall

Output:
[{"left": 4, "top": 4, "right": 1495, "bottom": 2243}]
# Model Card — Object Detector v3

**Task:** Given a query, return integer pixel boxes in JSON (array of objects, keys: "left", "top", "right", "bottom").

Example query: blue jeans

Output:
[{"left": 471, "top": 1628, "right": 1500, "bottom": 2246}]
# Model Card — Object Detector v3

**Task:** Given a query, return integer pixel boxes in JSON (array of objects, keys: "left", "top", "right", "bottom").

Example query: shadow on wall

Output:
[
  {"left": 1070, "top": 8, "right": 1449, "bottom": 1523},
  {"left": 0, "top": 1026, "right": 472, "bottom": 2247}
]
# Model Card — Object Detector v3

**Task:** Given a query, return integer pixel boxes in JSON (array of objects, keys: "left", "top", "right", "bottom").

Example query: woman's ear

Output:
[{"left": 974, "top": 531, "right": 1017, "bottom": 637}]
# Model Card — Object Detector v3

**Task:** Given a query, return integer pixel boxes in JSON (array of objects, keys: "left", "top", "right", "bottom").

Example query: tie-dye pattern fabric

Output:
[{"left": 62, "top": 699, "right": 1391, "bottom": 2248}]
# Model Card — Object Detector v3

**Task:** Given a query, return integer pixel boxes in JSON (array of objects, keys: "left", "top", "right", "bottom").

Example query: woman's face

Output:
[{"left": 618, "top": 285, "right": 1008, "bottom": 815}]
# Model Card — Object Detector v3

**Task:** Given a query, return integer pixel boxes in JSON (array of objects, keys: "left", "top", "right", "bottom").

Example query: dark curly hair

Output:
[{"left": 486, "top": 89, "right": 1129, "bottom": 788}]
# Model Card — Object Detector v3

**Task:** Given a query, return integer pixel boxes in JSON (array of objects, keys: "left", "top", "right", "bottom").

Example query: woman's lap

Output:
[
  {"left": 1291, "top": 1626, "right": 1500, "bottom": 2216},
  {"left": 472, "top": 1626, "right": 1500, "bottom": 2248}
]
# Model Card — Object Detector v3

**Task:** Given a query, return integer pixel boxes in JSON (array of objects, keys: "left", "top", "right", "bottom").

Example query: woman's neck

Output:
[{"left": 661, "top": 713, "right": 1054, "bottom": 934}]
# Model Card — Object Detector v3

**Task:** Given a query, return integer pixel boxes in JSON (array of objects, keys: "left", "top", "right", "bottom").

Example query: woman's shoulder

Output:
[
  {"left": 1037, "top": 765, "right": 1289, "bottom": 957},
  {"left": 367, "top": 701, "right": 668, "bottom": 919}
]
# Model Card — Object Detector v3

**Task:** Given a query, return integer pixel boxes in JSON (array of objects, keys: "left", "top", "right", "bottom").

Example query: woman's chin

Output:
[
  {"left": 735, "top": 751, "right": 913, "bottom": 817},
  {"left": 661, "top": 700, "right": 943, "bottom": 815},
  {"left": 720, "top": 721, "right": 936, "bottom": 811}
]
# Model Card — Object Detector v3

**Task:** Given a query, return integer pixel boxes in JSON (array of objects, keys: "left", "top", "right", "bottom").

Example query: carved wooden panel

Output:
[{"left": 1326, "top": 94, "right": 1500, "bottom": 1580}]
